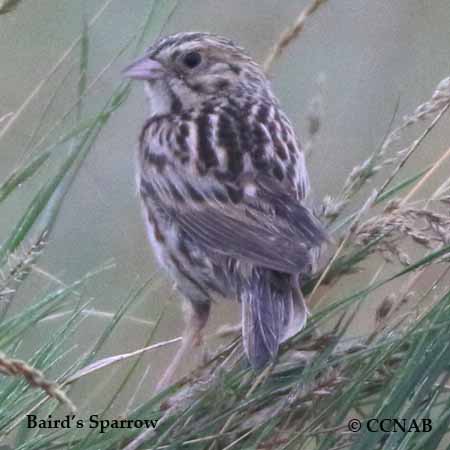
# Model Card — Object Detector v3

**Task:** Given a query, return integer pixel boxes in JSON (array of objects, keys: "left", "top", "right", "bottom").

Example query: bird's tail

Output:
[{"left": 239, "top": 268, "right": 308, "bottom": 369}]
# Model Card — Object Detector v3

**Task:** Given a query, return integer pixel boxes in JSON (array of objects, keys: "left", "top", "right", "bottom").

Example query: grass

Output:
[{"left": 1, "top": 1, "right": 450, "bottom": 450}]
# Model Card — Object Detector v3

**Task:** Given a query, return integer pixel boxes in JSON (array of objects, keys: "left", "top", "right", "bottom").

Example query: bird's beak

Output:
[{"left": 122, "top": 56, "right": 165, "bottom": 81}]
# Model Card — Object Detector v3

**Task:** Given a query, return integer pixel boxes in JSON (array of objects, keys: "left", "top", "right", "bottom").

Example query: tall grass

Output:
[{"left": 1, "top": 1, "right": 450, "bottom": 450}]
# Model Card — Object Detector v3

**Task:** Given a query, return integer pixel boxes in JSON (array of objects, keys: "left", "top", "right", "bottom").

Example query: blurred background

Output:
[{"left": 1, "top": 0, "right": 450, "bottom": 412}]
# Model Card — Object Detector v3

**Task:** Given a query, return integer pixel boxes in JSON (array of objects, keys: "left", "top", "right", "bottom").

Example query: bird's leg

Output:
[{"left": 155, "top": 300, "right": 210, "bottom": 393}]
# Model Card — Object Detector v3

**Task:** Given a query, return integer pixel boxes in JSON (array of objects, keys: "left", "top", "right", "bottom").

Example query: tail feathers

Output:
[{"left": 240, "top": 270, "right": 308, "bottom": 369}]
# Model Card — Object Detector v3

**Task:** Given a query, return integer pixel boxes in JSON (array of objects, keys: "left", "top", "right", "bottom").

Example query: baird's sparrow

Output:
[{"left": 123, "top": 32, "right": 326, "bottom": 389}]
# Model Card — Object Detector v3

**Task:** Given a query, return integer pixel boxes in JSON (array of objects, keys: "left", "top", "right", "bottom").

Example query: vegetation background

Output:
[{"left": 1, "top": 1, "right": 450, "bottom": 449}]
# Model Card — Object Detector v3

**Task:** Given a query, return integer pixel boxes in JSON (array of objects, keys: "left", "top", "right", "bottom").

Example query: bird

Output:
[{"left": 123, "top": 32, "right": 326, "bottom": 390}]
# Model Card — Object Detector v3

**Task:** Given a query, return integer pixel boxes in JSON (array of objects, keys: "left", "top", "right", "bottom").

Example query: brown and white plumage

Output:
[{"left": 124, "top": 32, "right": 326, "bottom": 384}]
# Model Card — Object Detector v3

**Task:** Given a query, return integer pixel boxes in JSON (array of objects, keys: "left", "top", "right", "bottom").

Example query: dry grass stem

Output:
[
  {"left": 0, "top": 352, "right": 76, "bottom": 413},
  {"left": 354, "top": 201, "right": 450, "bottom": 266},
  {"left": 263, "top": 0, "right": 328, "bottom": 72},
  {"left": 65, "top": 336, "right": 182, "bottom": 385},
  {"left": 323, "top": 75, "right": 450, "bottom": 221},
  {"left": 401, "top": 145, "right": 450, "bottom": 205},
  {"left": 378, "top": 103, "right": 449, "bottom": 200},
  {"left": 381, "top": 76, "right": 450, "bottom": 153},
  {"left": 309, "top": 190, "right": 378, "bottom": 307},
  {"left": 304, "top": 74, "right": 326, "bottom": 157},
  {"left": 0, "top": 112, "right": 13, "bottom": 127}
]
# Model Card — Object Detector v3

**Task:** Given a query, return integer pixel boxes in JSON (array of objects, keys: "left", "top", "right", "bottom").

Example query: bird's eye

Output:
[{"left": 182, "top": 51, "right": 202, "bottom": 69}]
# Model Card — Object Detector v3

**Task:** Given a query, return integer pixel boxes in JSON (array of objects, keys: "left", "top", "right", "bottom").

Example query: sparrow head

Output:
[{"left": 123, "top": 32, "right": 269, "bottom": 114}]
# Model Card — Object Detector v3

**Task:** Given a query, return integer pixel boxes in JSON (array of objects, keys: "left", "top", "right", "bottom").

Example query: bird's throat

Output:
[{"left": 145, "top": 80, "right": 175, "bottom": 116}]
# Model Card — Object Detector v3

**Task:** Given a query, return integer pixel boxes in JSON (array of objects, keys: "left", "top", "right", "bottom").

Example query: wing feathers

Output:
[{"left": 177, "top": 208, "right": 311, "bottom": 274}]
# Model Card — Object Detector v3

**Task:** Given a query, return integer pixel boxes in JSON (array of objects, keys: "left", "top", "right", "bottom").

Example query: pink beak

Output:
[{"left": 122, "top": 56, "right": 165, "bottom": 81}]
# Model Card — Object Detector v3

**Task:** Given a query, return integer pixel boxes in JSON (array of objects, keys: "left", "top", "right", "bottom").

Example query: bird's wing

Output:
[{"left": 174, "top": 174, "right": 326, "bottom": 274}]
